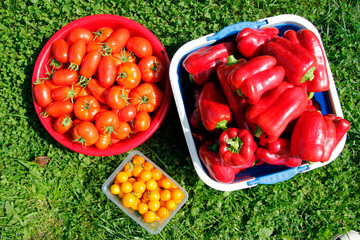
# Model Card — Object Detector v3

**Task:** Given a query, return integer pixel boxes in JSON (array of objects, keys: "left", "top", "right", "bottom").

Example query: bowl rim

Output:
[{"left": 32, "top": 14, "right": 172, "bottom": 156}]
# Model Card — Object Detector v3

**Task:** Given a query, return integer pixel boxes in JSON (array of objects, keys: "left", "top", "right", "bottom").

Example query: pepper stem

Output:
[
  {"left": 254, "top": 125, "right": 264, "bottom": 138},
  {"left": 301, "top": 66, "right": 316, "bottom": 83},
  {"left": 226, "top": 55, "right": 239, "bottom": 65},
  {"left": 236, "top": 89, "right": 244, "bottom": 97},
  {"left": 308, "top": 92, "right": 314, "bottom": 99},
  {"left": 189, "top": 73, "right": 194, "bottom": 83},
  {"left": 216, "top": 120, "right": 228, "bottom": 130},
  {"left": 225, "top": 136, "right": 244, "bottom": 154}
]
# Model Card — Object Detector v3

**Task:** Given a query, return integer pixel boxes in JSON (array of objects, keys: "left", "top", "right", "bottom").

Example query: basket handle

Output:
[
  {"left": 247, "top": 165, "right": 309, "bottom": 186},
  {"left": 207, "top": 20, "right": 268, "bottom": 42}
]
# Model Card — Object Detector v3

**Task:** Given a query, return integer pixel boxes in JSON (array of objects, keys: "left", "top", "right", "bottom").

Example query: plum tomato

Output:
[
  {"left": 33, "top": 81, "right": 53, "bottom": 108},
  {"left": 66, "top": 27, "right": 93, "bottom": 45},
  {"left": 93, "top": 27, "right": 113, "bottom": 42},
  {"left": 51, "top": 39, "right": 68, "bottom": 63},
  {"left": 80, "top": 51, "right": 101, "bottom": 79},
  {"left": 98, "top": 56, "right": 117, "bottom": 88},
  {"left": 52, "top": 69, "right": 79, "bottom": 86},
  {"left": 126, "top": 36, "right": 153, "bottom": 59},
  {"left": 105, "top": 28, "right": 130, "bottom": 54},
  {"left": 68, "top": 40, "right": 86, "bottom": 71},
  {"left": 42, "top": 100, "right": 73, "bottom": 118}
]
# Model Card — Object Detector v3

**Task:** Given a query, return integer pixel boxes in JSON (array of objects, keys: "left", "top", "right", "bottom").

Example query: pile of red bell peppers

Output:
[{"left": 182, "top": 27, "right": 351, "bottom": 184}]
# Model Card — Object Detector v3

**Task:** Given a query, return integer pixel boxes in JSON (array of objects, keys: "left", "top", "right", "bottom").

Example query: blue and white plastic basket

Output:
[{"left": 169, "top": 14, "right": 347, "bottom": 191}]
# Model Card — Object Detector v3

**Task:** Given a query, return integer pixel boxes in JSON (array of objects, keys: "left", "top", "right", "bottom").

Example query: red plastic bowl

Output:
[{"left": 32, "top": 15, "right": 172, "bottom": 156}]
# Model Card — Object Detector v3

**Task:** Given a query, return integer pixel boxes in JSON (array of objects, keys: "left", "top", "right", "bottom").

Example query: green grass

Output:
[{"left": 1, "top": 0, "right": 359, "bottom": 239}]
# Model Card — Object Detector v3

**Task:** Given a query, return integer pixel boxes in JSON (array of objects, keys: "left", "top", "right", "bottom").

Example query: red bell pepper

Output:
[
  {"left": 256, "top": 138, "right": 302, "bottom": 168},
  {"left": 189, "top": 86, "right": 202, "bottom": 129},
  {"left": 199, "top": 81, "right": 232, "bottom": 131},
  {"left": 263, "top": 36, "right": 318, "bottom": 86},
  {"left": 283, "top": 29, "right": 330, "bottom": 93},
  {"left": 199, "top": 140, "right": 241, "bottom": 183},
  {"left": 245, "top": 81, "right": 308, "bottom": 143},
  {"left": 235, "top": 27, "right": 279, "bottom": 59},
  {"left": 182, "top": 42, "right": 237, "bottom": 86},
  {"left": 290, "top": 110, "right": 336, "bottom": 162},
  {"left": 218, "top": 128, "right": 257, "bottom": 167},
  {"left": 228, "top": 55, "right": 286, "bottom": 104},
  {"left": 216, "top": 55, "right": 249, "bottom": 130},
  {"left": 324, "top": 114, "right": 351, "bottom": 146}
]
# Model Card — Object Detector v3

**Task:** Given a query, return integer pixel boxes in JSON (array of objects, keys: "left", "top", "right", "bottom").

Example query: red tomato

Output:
[
  {"left": 116, "top": 62, "right": 141, "bottom": 89},
  {"left": 129, "top": 83, "right": 163, "bottom": 113},
  {"left": 86, "top": 78, "right": 107, "bottom": 104},
  {"left": 112, "top": 50, "right": 137, "bottom": 67},
  {"left": 86, "top": 41, "right": 103, "bottom": 53},
  {"left": 44, "top": 79, "right": 59, "bottom": 91},
  {"left": 126, "top": 36, "right": 153, "bottom": 59},
  {"left": 138, "top": 56, "right": 165, "bottom": 83},
  {"left": 133, "top": 111, "right": 151, "bottom": 132},
  {"left": 74, "top": 96, "right": 101, "bottom": 121},
  {"left": 71, "top": 121, "right": 99, "bottom": 148},
  {"left": 95, "top": 133, "right": 112, "bottom": 150},
  {"left": 93, "top": 27, "right": 113, "bottom": 42},
  {"left": 51, "top": 39, "right": 68, "bottom": 63},
  {"left": 33, "top": 82, "right": 53, "bottom": 108},
  {"left": 105, "top": 28, "right": 130, "bottom": 54},
  {"left": 106, "top": 86, "right": 130, "bottom": 110},
  {"left": 95, "top": 111, "right": 120, "bottom": 135},
  {"left": 80, "top": 51, "right": 102, "bottom": 79},
  {"left": 98, "top": 56, "right": 117, "bottom": 88},
  {"left": 53, "top": 115, "right": 73, "bottom": 134},
  {"left": 42, "top": 100, "right": 73, "bottom": 118},
  {"left": 51, "top": 86, "right": 72, "bottom": 101},
  {"left": 52, "top": 69, "right": 79, "bottom": 86},
  {"left": 100, "top": 103, "right": 111, "bottom": 112},
  {"left": 68, "top": 40, "right": 86, "bottom": 71},
  {"left": 112, "top": 121, "right": 131, "bottom": 140},
  {"left": 117, "top": 104, "right": 137, "bottom": 122},
  {"left": 66, "top": 28, "right": 93, "bottom": 45}
]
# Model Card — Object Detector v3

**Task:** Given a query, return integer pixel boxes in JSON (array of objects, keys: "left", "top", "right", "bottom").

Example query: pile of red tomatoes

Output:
[{"left": 33, "top": 26, "right": 165, "bottom": 150}]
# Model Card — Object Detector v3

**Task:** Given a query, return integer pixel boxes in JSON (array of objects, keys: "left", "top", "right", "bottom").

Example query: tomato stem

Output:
[
  {"left": 68, "top": 62, "right": 80, "bottom": 71},
  {"left": 61, "top": 115, "right": 73, "bottom": 127},
  {"left": 73, "top": 135, "right": 87, "bottom": 148}
]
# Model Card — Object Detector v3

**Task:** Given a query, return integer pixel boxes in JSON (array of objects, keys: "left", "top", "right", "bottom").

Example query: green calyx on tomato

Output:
[
  {"left": 68, "top": 62, "right": 80, "bottom": 71},
  {"left": 115, "top": 48, "right": 135, "bottom": 64},
  {"left": 48, "top": 58, "right": 62, "bottom": 70},
  {"left": 73, "top": 134, "right": 88, "bottom": 148},
  {"left": 64, "top": 85, "right": 78, "bottom": 103},
  {"left": 100, "top": 43, "right": 112, "bottom": 56},
  {"left": 138, "top": 95, "right": 150, "bottom": 111},
  {"left": 79, "top": 76, "right": 90, "bottom": 88},
  {"left": 61, "top": 115, "right": 73, "bottom": 127}
]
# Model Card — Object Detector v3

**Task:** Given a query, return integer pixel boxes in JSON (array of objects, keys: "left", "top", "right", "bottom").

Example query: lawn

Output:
[{"left": 1, "top": 0, "right": 359, "bottom": 239}]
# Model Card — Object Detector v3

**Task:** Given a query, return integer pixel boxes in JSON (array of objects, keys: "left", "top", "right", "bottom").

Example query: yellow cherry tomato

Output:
[
  {"left": 146, "top": 179, "right": 158, "bottom": 191},
  {"left": 151, "top": 168, "right": 163, "bottom": 180},
  {"left": 110, "top": 184, "right": 121, "bottom": 195},
  {"left": 157, "top": 207, "right": 170, "bottom": 219},
  {"left": 148, "top": 200, "right": 161, "bottom": 212},
  {"left": 138, "top": 203, "right": 148, "bottom": 215},
  {"left": 165, "top": 199, "right": 177, "bottom": 211},
  {"left": 143, "top": 161, "right": 154, "bottom": 171},
  {"left": 132, "top": 165, "right": 143, "bottom": 177},
  {"left": 139, "top": 170, "right": 152, "bottom": 182},
  {"left": 123, "top": 162, "right": 134, "bottom": 177},
  {"left": 143, "top": 211, "right": 156, "bottom": 223},
  {"left": 116, "top": 171, "right": 129, "bottom": 183},
  {"left": 120, "top": 182, "right": 133, "bottom": 193},
  {"left": 148, "top": 190, "right": 160, "bottom": 201},
  {"left": 132, "top": 155, "right": 145, "bottom": 166},
  {"left": 122, "top": 193, "right": 136, "bottom": 208},
  {"left": 133, "top": 181, "right": 146, "bottom": 193},
  {"left": 130, "top": 197, "right": 140, "bottom": 210},
  {"left": 171, "top": 188, "right": 185, "bottom": 201},
  {"left": 160, "top": 189, "right": 172, "bottom": 202},
  {"left": 160, "top": 177, "right": 172, "bottom": 189}
]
